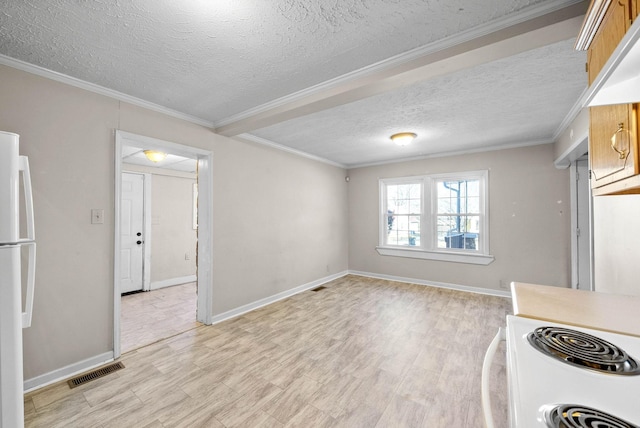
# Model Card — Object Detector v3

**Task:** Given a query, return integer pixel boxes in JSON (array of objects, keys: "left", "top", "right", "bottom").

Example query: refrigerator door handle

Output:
[
  {"left": 22, "top": 242, "right": 36, "bottom": 328},
  {"left": 21, "top": 242, "right": 36, "bottom": 328},
  {"left": 19, "top": 155, "right": 35, "bottom": 240},
  {"left": 19, "top": 155, "right": 36, "bottom": 328}
]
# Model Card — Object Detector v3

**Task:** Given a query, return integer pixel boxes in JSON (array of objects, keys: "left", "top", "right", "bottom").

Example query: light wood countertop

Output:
[{"left": 511, "top": 282, "right": 640, "bottom": 338}]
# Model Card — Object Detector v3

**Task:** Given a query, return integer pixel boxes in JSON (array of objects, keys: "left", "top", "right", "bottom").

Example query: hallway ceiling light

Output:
[
  {"left": 390, "top": 132, "right": 417, "bottom": 146},
  {"left": 143, "top": 150, "right": 167, "bottom": 162}
]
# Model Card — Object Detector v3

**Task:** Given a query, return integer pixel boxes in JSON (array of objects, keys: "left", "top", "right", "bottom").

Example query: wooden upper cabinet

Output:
[
  {"left": 587, "top": 1, "right": 630, "bottom": 84},
  {"left": 581, "top": 0, "right": 640, "bottom": 193}
]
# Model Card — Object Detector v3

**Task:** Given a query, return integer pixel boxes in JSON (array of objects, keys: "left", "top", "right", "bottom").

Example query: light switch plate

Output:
[{"left": 91, "top": 209, "right": 104, "bottom": 224}]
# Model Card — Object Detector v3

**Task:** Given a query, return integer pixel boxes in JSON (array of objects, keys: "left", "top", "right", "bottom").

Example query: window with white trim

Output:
[{"left": 378, "top": 171, "right": 493, "bottom": 265}]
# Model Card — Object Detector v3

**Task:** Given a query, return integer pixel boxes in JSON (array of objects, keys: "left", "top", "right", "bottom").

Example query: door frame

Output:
[
  {"left": 113, "top": 130, "right": 214, "bottom": 358},
  {"left": 570, "top": 156, "right": 594, "bottom": 291}
]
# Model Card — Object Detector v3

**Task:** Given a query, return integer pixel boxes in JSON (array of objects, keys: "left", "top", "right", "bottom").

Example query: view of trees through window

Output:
[
  {"left": 386, "top": 182, "right": 421, "bottom": 246},
  {"left": 436, "top": 179, "right": 480, "bottom": 250}
]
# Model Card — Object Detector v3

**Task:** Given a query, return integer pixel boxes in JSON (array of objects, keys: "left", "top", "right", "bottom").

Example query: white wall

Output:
[
  {"left": 554, "top": 108, "right": 589, "bottom": 167},
  {"left": 0, "top": 64, "right": 349, "bottom": 382},
  {"left": 149, "top": 173, "right": 197, "bottom": 284},
  {"left": 347, "top": 144, "right": 572, "bottom": 292},
  {"left": 592, "top": 195, "right": 640, "bottom": 296}
]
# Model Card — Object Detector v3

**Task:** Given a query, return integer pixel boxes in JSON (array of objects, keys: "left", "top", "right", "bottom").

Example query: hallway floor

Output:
[{"left": 121, "top": 282, "right": 201, "bottom": 353}]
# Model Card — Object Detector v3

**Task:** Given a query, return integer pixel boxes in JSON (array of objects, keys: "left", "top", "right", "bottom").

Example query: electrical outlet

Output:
[
  {"left": 91, "top": 209, "right": 104, "bottom": 224},
  {"left": 499, "top": 280, "right": 510, "bottom": 290},
  {"left": 185, "top": 252, "right": 190, "bottom": 260}
]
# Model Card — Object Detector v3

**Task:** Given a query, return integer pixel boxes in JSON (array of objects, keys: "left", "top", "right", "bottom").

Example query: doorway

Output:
[
  {"left": 114, "top": 131, "right": 213, "bottom": 358},
  {"left": 572, "top": 157, "right": 593, "bottom": 291}
]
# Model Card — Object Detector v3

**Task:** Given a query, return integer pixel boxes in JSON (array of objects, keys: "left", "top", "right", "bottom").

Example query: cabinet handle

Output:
[{"left": 611, "top": 123, "right": 630, "bottom": 160}]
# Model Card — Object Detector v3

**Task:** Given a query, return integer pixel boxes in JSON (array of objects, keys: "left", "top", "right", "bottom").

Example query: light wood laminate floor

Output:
[
  {"left": 121, "top": 282, "right": 201, "bottom": 353},
  {"left": 25, "top": 275, "right": 512, "bottom": 427}
]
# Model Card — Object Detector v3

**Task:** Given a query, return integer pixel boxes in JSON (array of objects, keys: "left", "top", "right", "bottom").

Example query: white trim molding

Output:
[
  {"left": 150, "top": 275, "right": 197, "bottom": 291},
  {"left": 349, "top": 271, "right": 511, "bottom": 298},
  {"left": 235, "top": 134, "right": 346, "bottom": 169},
  {"left": 375, "top": 246, "right": 495, "bottom": 265},
  {"left": 0, "top": 55, "right": 214, "bottom": 128},
  {"left": 210, "top": 271, "right": 349, "bottom": 325},
  {"left": 24, "top": 351, "right": 114, "bottom": 393}
]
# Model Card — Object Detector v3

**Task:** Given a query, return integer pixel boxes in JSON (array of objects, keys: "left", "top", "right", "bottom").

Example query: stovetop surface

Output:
[{"left": 506, "top": 315, "right": 640, "bottom": 427}]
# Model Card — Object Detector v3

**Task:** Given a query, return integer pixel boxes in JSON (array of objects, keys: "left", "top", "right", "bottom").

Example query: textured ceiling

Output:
[
  {"left": 251, "top": 39, "right": 587, "bottom": 166},
  {"left": 0, "top": 0, "right": 588, "bottom": 167}
]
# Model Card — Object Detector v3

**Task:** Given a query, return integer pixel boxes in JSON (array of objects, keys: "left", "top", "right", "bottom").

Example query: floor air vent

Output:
[
  {"left": 67, "top": 362, "right": 125, "bottom": 389},
  {"left": 311, "top": 286, "right": 327, "bottom": 292}
]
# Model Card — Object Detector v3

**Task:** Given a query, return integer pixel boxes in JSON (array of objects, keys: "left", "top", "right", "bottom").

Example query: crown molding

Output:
[
  {"left": 575, "top": 0, "right": 611, "bottom": 50},
  {"left": 235, "top": 134, "right": 347, "bottom": 169},
  {"left": 0, "top": 54, "right": 215, "bottom": 128},
  {"left": 215, "top": 0, "right": 587, "bottom": 129},
  {"left": 347, "top": 139, "right": 554, "bottom": 169},
  {"left": 552, "top": 87, "right": 590, "bottom": 141}
]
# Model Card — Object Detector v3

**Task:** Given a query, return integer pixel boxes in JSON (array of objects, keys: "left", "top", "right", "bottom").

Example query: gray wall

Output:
[
  {"left": 150, "top": 173, "right": 197, "bottom": 284},
  {"left": 347, "top": 144, "right": 572, "bottom": 292},
  {"left": 0, "top": 64, "right": 349, "bottom": 381},
  {"left": 1, "top": 60, "right": 577, "bottom": 385}
]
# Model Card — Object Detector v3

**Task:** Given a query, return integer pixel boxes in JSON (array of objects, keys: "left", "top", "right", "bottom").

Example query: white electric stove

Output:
[{"left": 501, "top": 315, "right": 640, "bottom": 427}]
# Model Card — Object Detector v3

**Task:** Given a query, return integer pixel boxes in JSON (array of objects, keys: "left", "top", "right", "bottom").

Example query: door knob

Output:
[
  {"left": 136, "top": 240, "right": 142, "bottom": 245},
  {"left": 137, "top": 232, "right": 142, "bottom": 236}
]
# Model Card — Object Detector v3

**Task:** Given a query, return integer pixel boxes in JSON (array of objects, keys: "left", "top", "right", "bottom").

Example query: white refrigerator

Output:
[{"left": 0, "top": 131, "right": 36, "bottom": 428}]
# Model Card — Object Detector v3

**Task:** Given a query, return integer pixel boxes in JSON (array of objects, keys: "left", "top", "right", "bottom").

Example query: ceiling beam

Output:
[{"left": 215, "top": 1, "right": 587, "bottom": 137}]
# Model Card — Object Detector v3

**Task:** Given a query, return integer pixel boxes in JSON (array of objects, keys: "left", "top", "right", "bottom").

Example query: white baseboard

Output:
[
  {"left": 24, "top": 351, "right": 114, "bottom": 393},
  {"left": 150, "top": 274, "right": 197, "bottom": 291},
  {"left": 348, "top": 270, "right": 511, "bottom": 298},
  {"left": 210, "top": 271, "right": 349, "bottom": 325}
]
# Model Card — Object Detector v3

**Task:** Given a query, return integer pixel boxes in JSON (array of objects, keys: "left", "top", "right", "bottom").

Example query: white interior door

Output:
[{"left": 120, "top": 172, "right": 144, "bottom": 294}]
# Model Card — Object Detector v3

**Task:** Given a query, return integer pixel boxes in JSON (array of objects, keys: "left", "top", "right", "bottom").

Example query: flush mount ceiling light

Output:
[
  {"left": 143, "top": 150, "right": 167, "bottom": 162},
  {"left": 390, "top": 132, "right": 417, "bottom": 146}
]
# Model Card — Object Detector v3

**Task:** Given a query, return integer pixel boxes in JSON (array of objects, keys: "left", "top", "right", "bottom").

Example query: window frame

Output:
[{"left": 377, "top": 170, "right": 494, "bottom": 265}]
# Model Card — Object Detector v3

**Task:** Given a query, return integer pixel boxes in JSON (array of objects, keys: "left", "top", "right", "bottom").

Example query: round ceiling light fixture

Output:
[
  {"left": 390, "top": 132, "right": 417, "bottom": 146},
  {"left": 143, "top": 150, "right": 167, "bottom": 163}
]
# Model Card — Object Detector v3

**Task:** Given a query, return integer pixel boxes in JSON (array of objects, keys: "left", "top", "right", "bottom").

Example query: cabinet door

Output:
[
  {"left": 589, "top": 104, "right": 636, "bottom": 187},
  {"left": 588, "top": 0, "right": 630, "bottom": 84},
  {"left": 588, "top": 0, "right": 638, "bottom": 188}
]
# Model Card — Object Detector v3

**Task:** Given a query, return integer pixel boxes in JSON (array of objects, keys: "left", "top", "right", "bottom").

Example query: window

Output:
[
  {"left": 384, "top": 180, "right": 422, "bottom": 247},
  {"left": 378, "top": 171, "right": 493, "bottom": 265},
  {"left": 435, "top": 177, "right": 480, "bottom": 251}
]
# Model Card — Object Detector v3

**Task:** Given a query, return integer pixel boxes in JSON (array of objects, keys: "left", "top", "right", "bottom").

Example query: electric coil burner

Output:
[
  {"left": 498, "top": 316, "right": 640, "bottom": 427},
  {"left": 527, "top": 326, "right": 640, "bottom": 375},
  {"left": 543, "top": 404, "right": 640, "bottom": 428}
]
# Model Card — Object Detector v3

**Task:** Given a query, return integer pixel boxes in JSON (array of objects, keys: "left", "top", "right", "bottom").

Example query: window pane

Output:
[
  {"left": 409, "top": 183, "right": 421, "bottom": 199},
  {"left": 437, "top": 179, "right": 480, "bottom": 215},
  {"left": 396, "top": 216, "right": 408, "bottom": 230},
  {"left": 386, "top": 212, "right": 421, "bottom": 247},
  {"left": 409, "top": 215, "right": 420, "bottom": 246},
  {"left": 467, "top": 197, "right": 479, "bottom": 214},
  {"left": 436, "top": 214, "right": 479, "bottom": 250},
  {"left": 387, "top": 183, "right": 421, "bottom": 216}
]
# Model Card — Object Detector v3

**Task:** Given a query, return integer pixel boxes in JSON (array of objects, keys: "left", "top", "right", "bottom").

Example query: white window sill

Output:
[{"left": 376, "top": 246, "right": 495, "bottom": 265}]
